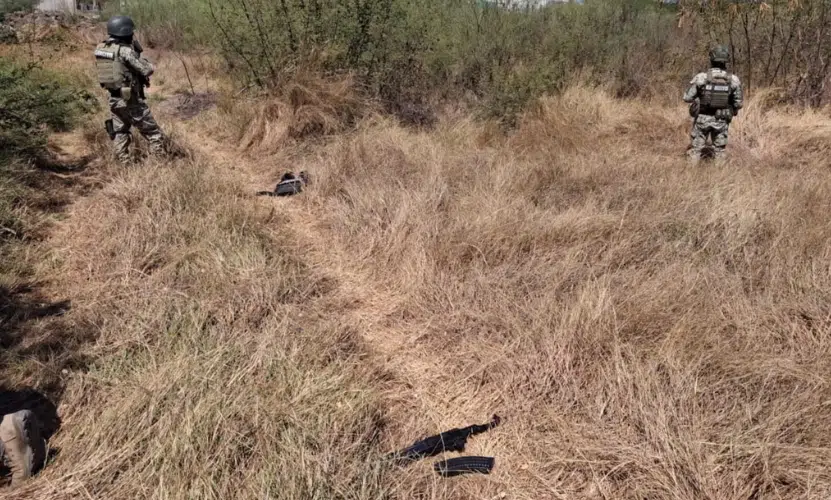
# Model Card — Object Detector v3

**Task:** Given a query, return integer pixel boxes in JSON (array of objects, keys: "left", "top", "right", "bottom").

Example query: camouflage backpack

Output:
[{"left": 700, "top": 69, "right": 732, "bottom": 110}]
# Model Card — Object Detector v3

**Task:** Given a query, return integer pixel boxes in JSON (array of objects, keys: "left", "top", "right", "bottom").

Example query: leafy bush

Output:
[
  {"left": 103, "top": 0, "right": 212, "bottom": 50},
  {"left": 117, "top": 0, "right": 831, "bottom": 121},
  {"left": 119, "top": 0, "right": 676, "bottom": 122},
  {"left": 0, "top": 59, "right": 96, "bottom": 247},
  {"left": 0, "top": 0, "right": 35, "bottom": 21},
  {"left": 0, "top": 60, "right": 95, "bottom": 161}
]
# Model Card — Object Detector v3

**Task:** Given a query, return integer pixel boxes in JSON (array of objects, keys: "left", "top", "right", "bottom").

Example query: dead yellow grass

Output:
[
  {"left": 233, "top": 72, "right": 368, "bottom": 154},
  {"left": 3, "top": 51, "right": 831, "bottom": 500},
  {"left": 255, "top": 87, "right": 831, "bottom": 498}
]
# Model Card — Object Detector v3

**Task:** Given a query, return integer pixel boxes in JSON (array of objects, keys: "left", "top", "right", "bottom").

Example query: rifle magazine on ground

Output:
[{"left": 434, "top": 456, "right": 495, "bottom": 477}]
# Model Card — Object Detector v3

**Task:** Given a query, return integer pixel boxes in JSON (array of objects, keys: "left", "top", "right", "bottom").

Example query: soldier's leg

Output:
[
  {"left": 687, "top": 120, "right": 707, "bottom": 161},
  {"left": 128, "top": 101, "right": 166, "bottom": 156},
  {"left": 713, "top": 124, "right": 729, "bottom": 160},
  {"left": 111, "top": 111, "right": 133, "bottom": 164},
  {"left": 108, "top": 97, "right": 135, "bottom": 164}
]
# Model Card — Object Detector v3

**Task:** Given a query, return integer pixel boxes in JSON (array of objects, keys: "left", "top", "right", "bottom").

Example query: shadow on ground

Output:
[
  {"left": 0, "top": 146, "right": 99, "bottom": 402},
  {"left": 0, "top": 284, "right": 94, "bottom": 396}
]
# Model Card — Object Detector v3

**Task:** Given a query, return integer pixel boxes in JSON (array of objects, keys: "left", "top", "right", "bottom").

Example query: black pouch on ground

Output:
[
  {"left": 257, "top": 171, "right": 308, "bottom": 197},
  {"left": 386, "top": 414, "right": 501, "bottom": 466},
  {"left": 434, "top": 456, "right": 495, "bottom": 477}
]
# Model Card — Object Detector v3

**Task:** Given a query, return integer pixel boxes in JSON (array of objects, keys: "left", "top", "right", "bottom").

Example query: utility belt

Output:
[
  {"left": 698, "top": 106, "right": 733, "bottom": 119},
  {"left": 698, "top": 106, "right": 722, "bottom": 116},
  {"left": 107, "top": 85, "right": 143, "bottom": 101}
]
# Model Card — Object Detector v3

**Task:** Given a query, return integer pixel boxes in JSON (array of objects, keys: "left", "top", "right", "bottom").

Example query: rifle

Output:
[
  {"left": 387, "top": 415, "right": 501, "bottom": 466},
  {"left": 131, "top": 38, "right": 150, "bottom": 99}
]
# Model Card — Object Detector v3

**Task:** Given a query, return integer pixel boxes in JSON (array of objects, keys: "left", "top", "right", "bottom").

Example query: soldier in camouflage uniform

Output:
[
  {"left": 94, "top": 16, "right": 167, "bottom": 164},
  {"left": 683, "top": 45, "right": 744, "bottom": 162}
]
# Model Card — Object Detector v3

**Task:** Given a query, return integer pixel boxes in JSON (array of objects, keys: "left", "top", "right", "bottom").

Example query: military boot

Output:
[{"left": 0, "top": 410, "right": 46, "bottom": 485}]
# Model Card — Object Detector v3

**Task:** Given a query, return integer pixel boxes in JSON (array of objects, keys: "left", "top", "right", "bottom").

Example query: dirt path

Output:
[
  {"left": 173, "top": 112, "right": 501, "bottom": 431},
  {"left": 181, "top": 126, "right": 450, "bottom": 404}
]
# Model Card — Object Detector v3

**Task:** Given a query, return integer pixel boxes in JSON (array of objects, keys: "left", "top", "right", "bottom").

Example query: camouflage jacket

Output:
[
  {"left": 106, "top": 37, "right": 155, "bottom": 91},
  {"left": 683, "top": 67, "right": 743, "bottom": 113}
]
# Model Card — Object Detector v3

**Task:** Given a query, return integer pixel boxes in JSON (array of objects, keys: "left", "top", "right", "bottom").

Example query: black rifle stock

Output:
[
  {"left": 131, "top": 39, "right": 150, "bottom": 98},
  {"left": 387, "top": 415, "right": 501, "bottom": 466}
]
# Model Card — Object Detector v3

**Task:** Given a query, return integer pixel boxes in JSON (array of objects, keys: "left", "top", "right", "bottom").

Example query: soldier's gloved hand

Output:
[{"left": 688, "top": 99, "right": 700, "bottom": 118}]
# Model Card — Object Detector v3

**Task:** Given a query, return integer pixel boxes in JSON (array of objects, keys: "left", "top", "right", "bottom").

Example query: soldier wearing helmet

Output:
[
  {"left": 683, "top": 45, "right": 744, "bottom": 163},
  {"left": 94, "top": 15, "right": 167, "bottom": 164}
]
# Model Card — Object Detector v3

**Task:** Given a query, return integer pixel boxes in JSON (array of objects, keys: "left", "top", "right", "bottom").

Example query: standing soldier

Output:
[
  {"left": 683, "top": 45, "right": 743, "bottom": 163},
  {"left": 94, "top": 15, "right": 167, "bottom": 164}
]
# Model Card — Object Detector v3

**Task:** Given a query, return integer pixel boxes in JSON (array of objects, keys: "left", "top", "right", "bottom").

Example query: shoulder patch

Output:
[{"left": 94, "top": 48, "right": 115, "bottom": 60}]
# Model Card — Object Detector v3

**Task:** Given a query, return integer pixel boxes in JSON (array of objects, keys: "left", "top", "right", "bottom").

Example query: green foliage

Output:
[
  {"left": 108, "top": 0, "right": 831, "bottom": 118},
  {"left": 0, "top": 60, "right": 95, "bottom": 160},
  {"left": 104, "top": 0, "right": 212, "bottom": 49},
  {"left": 0, "top": 0, "right": 35, "bottom": 21},
  {"left": 0, "top": 59, "right": 96, "bottom": 248},
  {"left": 117, "top": 0, "right": 681, "bottom": 121}
]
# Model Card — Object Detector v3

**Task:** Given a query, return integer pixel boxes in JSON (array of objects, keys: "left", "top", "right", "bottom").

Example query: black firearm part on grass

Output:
[
  {"left": 434, "top": 456, "right": 495, "bottom": 477},
  {"left": 387, "top": 415, "right": 501, "bottom": 466}
]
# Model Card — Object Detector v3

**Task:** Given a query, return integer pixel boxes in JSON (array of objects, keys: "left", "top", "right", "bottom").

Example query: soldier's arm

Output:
[
  {"left": 682, "top": 84, "right": 697, "bottom": 103},
  {"left": 683, "top": 73, "right": 705, "bottom": 103},
  {"left": 731, "top": 75, "right": 744, "bottom": 110},
  {"left": 119, "top": 46, "right": 155, "bottom": 78}
]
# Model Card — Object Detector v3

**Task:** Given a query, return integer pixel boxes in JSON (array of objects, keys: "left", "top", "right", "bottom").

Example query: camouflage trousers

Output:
[
  {"left": 108, "top": 97, "right": 166, "bottom": 163},
  {"left": 688, "top": 114, "right": 731, "bottom": 160}
]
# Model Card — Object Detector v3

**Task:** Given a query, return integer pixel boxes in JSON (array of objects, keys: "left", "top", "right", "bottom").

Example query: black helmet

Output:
[
  {"left": 107, "top": 15, "right": 135, "bottom": 38},
  {"left": 709, "top": 45, "right": 730, "bottom": 65}
]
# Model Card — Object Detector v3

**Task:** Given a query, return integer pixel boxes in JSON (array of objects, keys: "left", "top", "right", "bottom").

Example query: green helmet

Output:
[
  {"left": 709, "top": 45, "right": 730, "bottom": 65},
  {"left": 106, "top": 15, "right": 135, "bottom": 38}
]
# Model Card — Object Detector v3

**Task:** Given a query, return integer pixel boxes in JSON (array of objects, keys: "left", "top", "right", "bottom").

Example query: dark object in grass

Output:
[
  {"left": 434, "top": 456, "right": 495, "bottom": 477},
  {"left": 387, "top": 415, "right": 501, "bottom": 466}
]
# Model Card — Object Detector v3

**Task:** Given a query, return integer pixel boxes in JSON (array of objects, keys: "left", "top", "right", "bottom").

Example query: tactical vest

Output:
[
  {"left": 94, "top": 42, "right": 128, "bottom": 90},
  {"left": 699, "top": 69, "right": 732, "bottom": 110}
]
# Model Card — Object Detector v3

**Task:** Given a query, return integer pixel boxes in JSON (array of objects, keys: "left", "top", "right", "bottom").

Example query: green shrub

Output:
[
  {"left": 187, "top": 0, "right": 676, "bottom": 118},
  {"left": 0, "top": 60, "right": 95, "bottom": 161},
  {"left": 0, "top": 0, "right": 35, "bottom": 21},
  {"left": 0, "top": 59, "right": 96, "bottom": 250},
  {"left": 104, "top": 0, "right": 213, "bottom": 49},
  {"left": 113, "top": 0, "right": 831, "bottom": 118}
]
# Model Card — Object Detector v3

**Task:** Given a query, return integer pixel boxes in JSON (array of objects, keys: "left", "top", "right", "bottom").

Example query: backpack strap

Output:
[{"left": 706, "top": 68, "right": 730, "bottom": 84}]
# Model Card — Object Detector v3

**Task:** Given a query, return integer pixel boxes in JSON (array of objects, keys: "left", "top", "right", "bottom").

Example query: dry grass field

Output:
[{"left": 2, "top": 28, "right": 831, "bottom": 500}]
